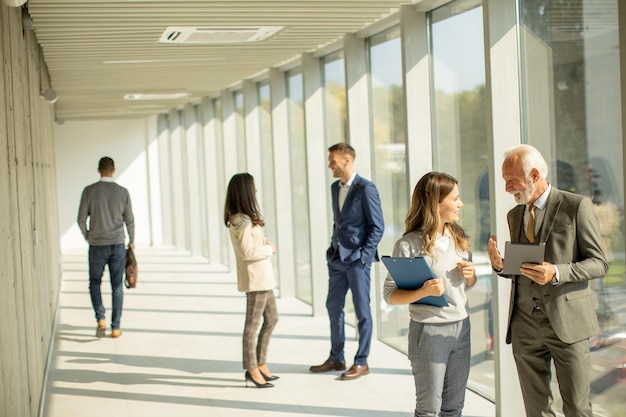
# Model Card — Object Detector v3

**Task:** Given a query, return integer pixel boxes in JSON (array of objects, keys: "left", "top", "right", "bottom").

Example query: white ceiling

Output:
[{"left": 26, "top": 0, "right": 424, "bottom": 122}]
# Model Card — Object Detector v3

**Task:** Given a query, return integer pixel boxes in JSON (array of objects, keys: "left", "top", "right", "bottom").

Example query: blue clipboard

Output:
[{"left": 381, "top": 256, "right": 449, "bottom": 307}]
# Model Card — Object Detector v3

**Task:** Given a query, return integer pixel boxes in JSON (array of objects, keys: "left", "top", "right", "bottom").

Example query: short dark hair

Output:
[
  {"left": 98, "top": 157, "right": 115, "bottom": 171},
  {"left": 328, "top": 143, "right": 355, "bottom": 160}
]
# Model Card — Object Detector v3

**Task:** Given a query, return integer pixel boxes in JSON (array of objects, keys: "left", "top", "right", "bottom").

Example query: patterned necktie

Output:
[{"left": 526, "top": 205, "right": 536, "bottom": 243}]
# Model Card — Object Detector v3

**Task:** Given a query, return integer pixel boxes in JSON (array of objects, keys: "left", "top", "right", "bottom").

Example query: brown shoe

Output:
[
  {"left": 309, "top": 359, "right": 346, "bottom": 373},
  {"left": 96, "top": 320, "right": 106, "bottom": 338},
  {"left": 341, "top": 364, "right": 369, "bottom": 380},
  {"left": 111, "top": 329, "right": 122, "bottom": 338}
]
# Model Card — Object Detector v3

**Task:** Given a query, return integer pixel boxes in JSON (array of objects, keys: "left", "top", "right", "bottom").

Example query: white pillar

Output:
[
  {"left": 146, "top": 115, "right": 163, "bottom": 246},
  {"left": 167, "top": 109, "right": 190, "bottom": 251},
  {"left": 157, "top": 114, "right": 175, "bottom": 246},
  {"left": 484, "top": 0, "right": 525, "bottom": 415},
  {"left": 200, "top": 98, "right": 226, "bottom": 264},
  {"left": 303, "top": 52, "right": 331, "bottom": 316},
  {"left": 221, "top": 90, "right": 239, "bottom": 179},
  {"left": 182, "top": 104, "right": 203, "bottom": 257},
  {"left": 400, "top": 4, "right": 434, "bottom": 189},
  {"left": 344, "top": 33, "right": 373, "bottom": 179},
  {"left": 243, "top": 80, "right": 262, "bottom": 179},
  {"left": 269, "top": 68, "right": 296, "bottom": 297}
]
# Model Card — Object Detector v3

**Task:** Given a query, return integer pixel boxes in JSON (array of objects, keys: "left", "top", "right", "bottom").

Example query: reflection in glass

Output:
[
  {"left": 430, "top": 1, "right": 492, "bottom": 398},
  {"left": 287, "top": 69, "right": 313, "bottom": 304},
  {"left": 520, "top": 0, "right": 624, "bottom": 412},
  {"left": 368, "top": 26, "right": 409, "bottom": 353},
  {"left": 258, "top": 81, "right": 280, "bottom": 290}
]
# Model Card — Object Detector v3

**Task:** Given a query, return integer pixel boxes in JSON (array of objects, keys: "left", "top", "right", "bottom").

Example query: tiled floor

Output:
[{"left": 41, "top": 247, "right": 495, "bottom": 417}]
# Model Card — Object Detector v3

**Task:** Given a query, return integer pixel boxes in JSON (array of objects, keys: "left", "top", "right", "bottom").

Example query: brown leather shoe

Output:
[
  {"left": 340, "top": 364, "right": 369, "bottom": 380},
  {"left": 111, "top": 329, "right": 122, "bottom": 338},
  {"left": 96, "top": 320, "right": 106, "bottom": 338},
  {"left": 309, "top": 359, "right": 346, "bottom": 373}
]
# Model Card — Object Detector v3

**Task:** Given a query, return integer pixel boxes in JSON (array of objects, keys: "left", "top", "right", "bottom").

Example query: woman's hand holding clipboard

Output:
[{"left": 381, "top": 256, "right": 449, "bottom": 307}]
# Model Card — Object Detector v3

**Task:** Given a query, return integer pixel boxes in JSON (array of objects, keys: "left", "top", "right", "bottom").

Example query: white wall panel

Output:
[{"left": 55, "top": 118, "right": 153, "bottom": 249}]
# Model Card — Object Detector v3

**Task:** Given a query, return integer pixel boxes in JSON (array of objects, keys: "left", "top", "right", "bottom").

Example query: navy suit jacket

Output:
[{"left": 328, "top": 174, "right": 384, "bottom": 264}]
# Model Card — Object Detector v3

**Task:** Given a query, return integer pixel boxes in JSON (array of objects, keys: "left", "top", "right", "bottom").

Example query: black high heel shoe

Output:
[
  {"left": 259, "top": 370, "right": 280, "bottom": 381},
  {"left": 245, "top": 371, "right": 274, "bottom": 388}
]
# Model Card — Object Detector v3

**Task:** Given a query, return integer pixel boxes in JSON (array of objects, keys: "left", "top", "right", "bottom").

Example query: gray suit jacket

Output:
[{"left": 504, "top": 187, "right": 607, "bottom": 344}]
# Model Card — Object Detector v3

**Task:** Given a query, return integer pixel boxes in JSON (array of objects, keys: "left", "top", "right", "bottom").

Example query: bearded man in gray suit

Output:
[{"left": 488, "top": 144, "right": 607, "bottom": 417}]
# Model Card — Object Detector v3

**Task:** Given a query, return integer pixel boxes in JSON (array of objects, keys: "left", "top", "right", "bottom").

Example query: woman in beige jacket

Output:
[{"left": 224, "top": 173, "right": 279, "bottom": 388}]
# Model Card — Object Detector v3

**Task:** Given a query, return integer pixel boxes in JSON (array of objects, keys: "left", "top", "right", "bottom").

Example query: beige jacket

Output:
[{"left": 228, "top": 213, "right": 276, "bottom": 293}]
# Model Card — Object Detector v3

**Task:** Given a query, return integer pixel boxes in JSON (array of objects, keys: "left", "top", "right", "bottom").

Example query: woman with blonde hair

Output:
[
  {"left": 224, "top": 173, "right": 279, "bottom": 388},
  {"left": 383, "top": 172, "right": 476, "bottom": 416}
]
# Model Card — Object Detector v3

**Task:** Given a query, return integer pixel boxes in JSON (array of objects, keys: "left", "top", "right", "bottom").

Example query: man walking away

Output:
[{"left": 77, "top": 156, "right": 135, "bottom": 338}]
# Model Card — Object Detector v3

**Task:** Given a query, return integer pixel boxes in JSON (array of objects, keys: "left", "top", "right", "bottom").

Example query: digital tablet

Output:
[
  {"left": 501, "top": 241, "right": 546, "bottom": 276},
  {"left": 381, "top": 256, "right": 449, "bottom": 307}
]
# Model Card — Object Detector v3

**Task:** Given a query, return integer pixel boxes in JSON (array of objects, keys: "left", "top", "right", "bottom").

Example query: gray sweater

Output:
[
  {"left": 77, "top": 179, "right": 135, "bottom": 246},
  {"left": 382, "top": 230, "right": 472, "bottom": 324}
]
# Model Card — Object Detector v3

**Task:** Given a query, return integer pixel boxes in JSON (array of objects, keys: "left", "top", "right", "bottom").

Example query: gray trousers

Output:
[
  {"left": 511, "top": 307, "right": 593, "bottom": 417},
  {"left": 243, "top": 290, "right": 279, "bottom": 370},
  {"left": 408, "top": 317, "right": 471, "bottom": 417}
]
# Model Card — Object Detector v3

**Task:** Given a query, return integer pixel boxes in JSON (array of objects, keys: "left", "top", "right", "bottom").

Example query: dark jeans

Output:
[{"left": 89, "top": 244, "right": 126, "bottom": 329}]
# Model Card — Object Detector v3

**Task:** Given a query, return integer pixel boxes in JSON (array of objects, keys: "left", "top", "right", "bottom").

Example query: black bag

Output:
[{"left": 125, "top": 247, "right": 138, "bottom": 289}]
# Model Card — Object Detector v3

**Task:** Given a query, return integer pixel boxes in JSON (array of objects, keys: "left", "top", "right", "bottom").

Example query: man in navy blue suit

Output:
[{"left": 310, "top": 143, "right": 384, "bottom": 380}]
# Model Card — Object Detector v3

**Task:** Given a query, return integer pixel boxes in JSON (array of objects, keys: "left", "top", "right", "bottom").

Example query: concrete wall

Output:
[{"left": 0, "top": 5, "right": 62, "bottom": 417}]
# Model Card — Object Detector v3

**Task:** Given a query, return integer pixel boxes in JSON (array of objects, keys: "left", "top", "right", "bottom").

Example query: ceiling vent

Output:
[{"left": 159, "top": 26, "right": 284, "bottom": 44}]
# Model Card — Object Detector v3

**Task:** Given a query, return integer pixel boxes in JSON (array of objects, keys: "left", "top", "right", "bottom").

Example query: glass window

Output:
[
  {"left": 258, "top": 80, "right": 280, "bottom": 290},
  {"left": 286, "top": 68, "right": 313, "bottom": 304},
  {"left": 430, "top": 0, "right": 492, "bottom": 397},
  {"left": 520, "top": 0, "right": 624, "bottom": 412},
  {"left": 368, "top": 25, "right": 409, "bottom": 352},
  {"left": 234, "top": 91, "right": 247, "bottom": 170}
]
